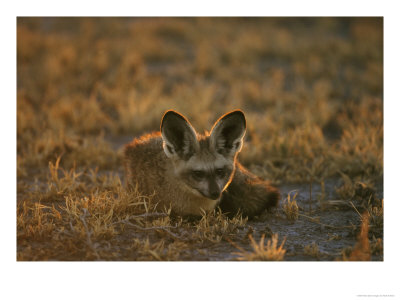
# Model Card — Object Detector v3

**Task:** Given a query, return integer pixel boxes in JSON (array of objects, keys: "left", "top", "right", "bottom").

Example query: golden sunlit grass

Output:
[
  {"left": 341, "top": 213, "right": 371, "bottom": 261},
  {"left": 196, "top": 209, "right": 247, "bottom": 243},
  {"left": 131, "top": 238, "right": 189, "bottom": 261},
  {"left": 17, "top": 156, "right": 252, "bottom": 260},
  {"left": 17, "top": 18, "right": 383, "bottom": 183},
  {"left": 17, "top": 17, "right": 383, "bottom": 260},
  {"left": 282, "top": 191, "right": 299, "bottom": 221},
  {"left": 234, "top": 234, "right": 286, "bottom": 261}
]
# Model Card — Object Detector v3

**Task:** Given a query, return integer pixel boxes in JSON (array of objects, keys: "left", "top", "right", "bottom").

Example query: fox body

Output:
[{"left": 124, "top": 110, "right": 279, "bottom": 218}]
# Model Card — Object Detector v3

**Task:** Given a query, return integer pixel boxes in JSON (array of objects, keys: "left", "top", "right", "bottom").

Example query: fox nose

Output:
[
  {"left": 208, "top": 180, "right": 220, "bottom": 200},
  {"left": 209, "top": 191, "right": 220, "bottom": 200}
]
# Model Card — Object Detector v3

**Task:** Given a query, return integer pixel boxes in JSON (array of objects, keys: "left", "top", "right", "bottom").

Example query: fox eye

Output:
[
  {"left": 215, "top": 168, "right": 225, "bottom": 176},
  {"left": 192, "top": 170, "right": 205, "bottom": 179}
]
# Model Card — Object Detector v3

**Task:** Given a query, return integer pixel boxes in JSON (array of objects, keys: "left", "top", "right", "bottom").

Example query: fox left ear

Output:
[
  {"left": 161, "top": 110, "right": 199, "bottom": 160},
  {"left": 210, "top": 110, "right": 246, "bottom": 157}
]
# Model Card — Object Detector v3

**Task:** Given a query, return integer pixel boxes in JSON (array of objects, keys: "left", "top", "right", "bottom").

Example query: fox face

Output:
[{"left": 161, "top": 110, "right": 246, "bottom": 201}]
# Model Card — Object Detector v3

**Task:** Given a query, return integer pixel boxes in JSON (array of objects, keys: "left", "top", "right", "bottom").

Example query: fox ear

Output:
[
  {"left": 210, "top": 110, "right": 246, "bottom": 157},
  {"left": 161, "top": 110, "right": 199, "bottom": 160}
]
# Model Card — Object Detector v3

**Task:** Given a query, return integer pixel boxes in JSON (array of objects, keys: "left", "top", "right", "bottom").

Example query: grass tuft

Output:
[
  {"left": 282, "top": 191, "right": 299, "bottom": 221},
  {"left": 304, "top": 242, "right": 321, "bottom": 258},
  {"left": 342, "top": 213, "right": 371, "bottom": 261},
  {"left": 234, "top": 234, "right": 286, "bottom": 261}
]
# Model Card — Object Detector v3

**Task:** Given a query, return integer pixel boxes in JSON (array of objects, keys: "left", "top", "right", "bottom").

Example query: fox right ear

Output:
[
  {"left": 210, "top": 110, "right": 246, "bottom": 157},
  {"left": 161, "top": 110, "right": 199, "bottom": 160}
]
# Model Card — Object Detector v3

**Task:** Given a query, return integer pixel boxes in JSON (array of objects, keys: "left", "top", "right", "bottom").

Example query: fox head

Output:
[{"left": 161, "top": 110, "right": 246, "bottom": 201}]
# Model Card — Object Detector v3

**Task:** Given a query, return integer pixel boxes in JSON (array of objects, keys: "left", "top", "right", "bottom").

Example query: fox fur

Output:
[{"left": 124, "top": 110, "right": 280, "bottom": 218}]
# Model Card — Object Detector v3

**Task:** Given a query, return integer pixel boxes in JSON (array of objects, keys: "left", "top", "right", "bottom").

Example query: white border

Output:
[{"left": 3, "top": 1, "right": 400, "bottom": 299}]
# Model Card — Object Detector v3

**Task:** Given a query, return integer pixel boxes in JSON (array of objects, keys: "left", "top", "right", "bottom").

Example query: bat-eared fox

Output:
[{"left": 124, "top": 110, "right": 280, "bottom": 219}]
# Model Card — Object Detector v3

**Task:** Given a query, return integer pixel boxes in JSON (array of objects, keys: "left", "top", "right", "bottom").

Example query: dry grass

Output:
[
  {"left": 17, "top": 17, "right": 383, "bottom": 182},
  {"left": 17, "top": 156, "right": 249, "bottom": 260},
  {"left": 17, "top": 17, "right": 383, "bottom": 260},
  {"left": 234, "top": 234, "right": 286, "bottom": 261},
  {"left": 341, "top": 213, "right": 371, "bottom": 261},
  {"left": 282, "top": 191, "right": 299, "bottom": 221},
  {"left": 370, "top": 237, "right": 383, "bottom": 256},
  {"left": 304, "top": 242, "right": 321, "bottom": 258},
  {"left": 196, "top": 209, "right": 247, "bottom": 243}
]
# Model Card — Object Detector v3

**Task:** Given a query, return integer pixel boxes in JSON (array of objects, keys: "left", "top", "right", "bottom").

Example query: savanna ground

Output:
[{"left": 17, "top": 17, "right": 383, "bottom": 261}]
